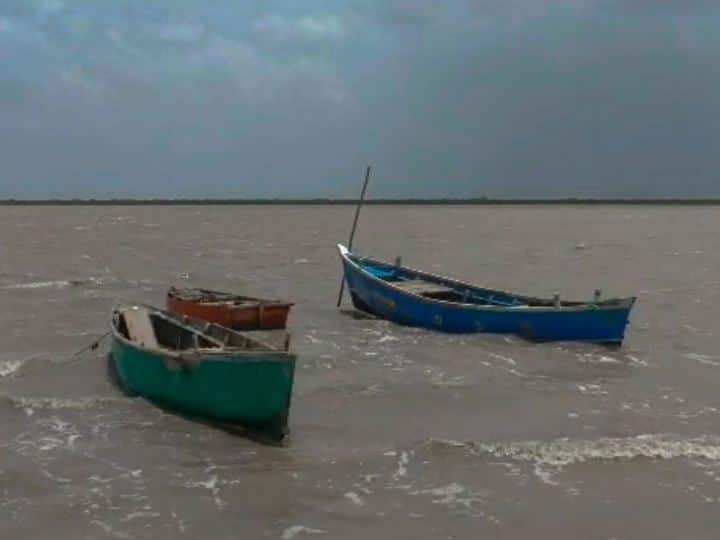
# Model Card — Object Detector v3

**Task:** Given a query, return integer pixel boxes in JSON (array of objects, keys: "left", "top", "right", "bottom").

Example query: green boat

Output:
[{"left": 110, "top": 304, "right": 296, "bottom": 440}]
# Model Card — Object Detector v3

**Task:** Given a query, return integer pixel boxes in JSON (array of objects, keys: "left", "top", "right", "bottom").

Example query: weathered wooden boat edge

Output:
[
  {"left": 167, "top": 286, "right": 295, "bottom": 308},
  {"left": 166, "top": 286, "right": 294, "bottom": 330},
  {"left": 337, "top": 244, "right": 635, "bottom": 343},
  {"left": 337, "top": 244, "right": 636, "bottom": 313},
  {"left": 109, "top": 305, "right": 296, "bottom": 439}
]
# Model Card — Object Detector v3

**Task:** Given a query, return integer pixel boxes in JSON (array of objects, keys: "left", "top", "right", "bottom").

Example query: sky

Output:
[{"left": 0, "top": 0, "right": 718, "bottom": 198}]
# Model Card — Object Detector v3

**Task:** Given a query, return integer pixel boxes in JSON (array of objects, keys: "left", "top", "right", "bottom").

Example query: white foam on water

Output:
[
  {"left": 577, "top": 352, "right": 632, "bottom": 366},
  {"left": 506, "top": 368, "right": 528, "bottom": 379},
  {"left": 89, "top": 475, "right": 118, "bottom": 484},
  {"left": 488, "top": 352, "right": 516, "bottom": 366},
  {"left": 77, "top": 457, "right": 149, "bottom": 521},
  {"left": 393, "top": 451, "right": 411, "bottom": 480},
  {"left": 430, "top": 373, "right": 468, "bottom": 388},
  {"left": 677, "top": 407, "right": 720, "bottom": 420},
  {"left": 3, "top": 276, "right": 115, "bottom": 290},
  {"left": 493, "top": 435, "right": 720, "bottom": 464},
  {"left": 532, "top": 464, "right": 560, "bottom": 486},
  {"left": 11, "top": 417, "right": 83, "bottom": 464},
  {"left": 305, "top": 334, "right": 323, "bottom": 344},
  {"left": 576, "top": 383, "right": 607, "bottom": 396},
  {"left": 170, "top": 510, "right": 188, "bottom": 534},
  {"left": 2, "top": 355, "right": 54, "bottom": 379},
  {"left": 360, "top": 383, "right": 382, "bottom": 396},
  {"left": 4, "top": 280, "right": 73, "bottom": 290},
  {"left": 364, "top": 473, "right": 382, "bottom": 483},
  {"left": 121, "top": 511, "right": 161, "bottom": 522},
  {"left": 344, "top": 491, "right": 364, "bottom": 507},
  {"left": 0, "top": 358, "right": 28, "bottom": 378},
  {"left": 90, "top": 520, "right": 131, "bottom": 539},
  {"left": 39, "top": 468, "right": 71, "bottom": 484},
  {"left": 377, "top": 334, "right": 399, "bottom": 343},
  {"left": 626, "top": 355, "right": 649, "bottom": 367},
  {"left": 620, "top": 401, "right": 654, "bottom": 415},
  {"left": 7, "top": 395, "right": 127, "bottom": 415},
  {"left": 424, "top": 434, "right": 720, "bottom": 482},
  {"left": 282, "top": 525, "right": 327, "bottom": 539},
  {"left": 184, "top": 475, "right": 225, "bottom": 509},
  {"left": 410, "top": 482, "right": 487, "bottom": 515},
  {"left": 411, "top": 482, "right": 463, "bottom": 502},
  {"left": 685, "top": 353, "right": 720, "bottom": 367}
]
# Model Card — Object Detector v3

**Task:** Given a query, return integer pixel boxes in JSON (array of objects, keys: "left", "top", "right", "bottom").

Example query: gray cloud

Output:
[
  {"left": 252, "top": 14, "right": 346, "bottom": 41},
  {"left": 1, "top": 1, "right": 719, "bottom": 198},
  {"left": 600, "top": 0, "right": 720, "bottom": 15},
  {"left": 153, "top": 22, "right": 206, "bottom": 43}
]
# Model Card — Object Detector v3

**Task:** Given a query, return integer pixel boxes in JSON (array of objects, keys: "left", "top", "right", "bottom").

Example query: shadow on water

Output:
[
  {"left": 338, "top": 307, "right": 380, "bottom": 320},
  {"left": 105, "top": 354, "right": 287, "bottom": 448}
]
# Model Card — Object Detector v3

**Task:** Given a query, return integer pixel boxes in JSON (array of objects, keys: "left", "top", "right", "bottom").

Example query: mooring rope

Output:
[{"left": 67, "top": 331, "right": 111, "bottom": 360}]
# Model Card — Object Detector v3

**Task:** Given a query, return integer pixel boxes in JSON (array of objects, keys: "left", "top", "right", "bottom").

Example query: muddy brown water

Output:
[{"left": 1, "top": 205, "right": 719, "bottom": 539}]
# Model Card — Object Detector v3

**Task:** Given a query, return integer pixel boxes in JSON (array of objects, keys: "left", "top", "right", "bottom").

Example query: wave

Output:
[
  {"left": 4, "top": 279, "right": 77, "bottom": 290},
  {"left": 282, "top": 526, "right": 326, "bottom": 539},
  {"left": 421, "top": 434, "right": 720, "bottom": 467},
  {"left": 4, "top": 395, "right": 129, "bottom": 414},
  {"left": 429, "top": 373, "right": 469, "bottom": 388},
  {"left": 684, "top": 353, "right": 720, "bottom": 367},
  {"left": 0, "top": 354, "right": 51, "bottom": 378},
  {"left": 0, "top": 358, "right": 30, "bottom": 378},
  {"left": 3, "top": 276, "right": 117, "bottom": 290}
]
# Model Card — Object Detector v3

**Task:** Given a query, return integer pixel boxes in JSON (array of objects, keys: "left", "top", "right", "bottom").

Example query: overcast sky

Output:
[{"left": 1, "top": 1, "right": 718, "bottom": 198}]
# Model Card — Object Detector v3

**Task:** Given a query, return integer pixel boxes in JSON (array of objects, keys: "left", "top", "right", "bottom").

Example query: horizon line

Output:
[{"left": 1, "top": 197, "right": 720, "bottom": 206}]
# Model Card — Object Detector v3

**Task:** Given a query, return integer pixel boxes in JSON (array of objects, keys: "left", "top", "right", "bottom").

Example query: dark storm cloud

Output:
[
  {"left": 377, "top": 8, "right": 435, "bottom": 28},
  {"left": 0, "top": 0, "right": 718, "bottom": 198},
  {"left": 600, "top": 0, "right": 720, "bottom": 15}
]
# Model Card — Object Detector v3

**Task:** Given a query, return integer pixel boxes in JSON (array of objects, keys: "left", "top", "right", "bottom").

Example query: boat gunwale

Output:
[
  {"left": 167, "top": 287, "right": 294, "bottom": 308},
  {"left": 337, "top": 244, "right": 635, "bottom": 314},
  {"left": 111, "top": 306, "right": 296, "bottom": 364}
]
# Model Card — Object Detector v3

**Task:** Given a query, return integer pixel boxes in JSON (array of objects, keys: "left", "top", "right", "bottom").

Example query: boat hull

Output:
[
  {"left": 340, "top": 250, "right": 634, "bottom": 344},
  {"left": 166, "top": 294, "right": 292, "bottom": 330},
  {"left": 110, "top": 336, "right": 295, "bottom": 437}
]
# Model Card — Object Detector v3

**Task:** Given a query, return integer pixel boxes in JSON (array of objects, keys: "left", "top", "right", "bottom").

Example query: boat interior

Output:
[
  {"left": 114, "top": 307, "right": 287, "bottom": 352},
  {"left": 353, "top": 257, "right": 604, "bottom": 308}
]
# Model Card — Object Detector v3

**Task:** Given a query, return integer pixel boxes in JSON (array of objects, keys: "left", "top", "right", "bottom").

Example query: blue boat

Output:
[{"left": 338, "top": 244, "right": 635, "bottom": 344}]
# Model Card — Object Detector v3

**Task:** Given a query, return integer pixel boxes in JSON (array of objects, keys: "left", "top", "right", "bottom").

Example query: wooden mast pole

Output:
[{"left": 337, "top": 165, "right": 372, "bottom": 307}]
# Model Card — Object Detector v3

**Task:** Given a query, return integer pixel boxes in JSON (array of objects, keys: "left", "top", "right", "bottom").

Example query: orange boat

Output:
[{"left": 166, "top": 287, "right": 294, "bottom": 330}]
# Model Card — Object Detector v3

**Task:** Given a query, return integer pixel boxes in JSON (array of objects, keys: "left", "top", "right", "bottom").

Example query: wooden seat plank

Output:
[
  {"left": 124, "top": 308, "right": 160, "bottom": 348},
  {"left": 393, "top": 279, "right": 455, "bottom": 295}
]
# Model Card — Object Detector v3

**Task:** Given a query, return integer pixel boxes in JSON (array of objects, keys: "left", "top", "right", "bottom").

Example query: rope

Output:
[{"left": 68, "top": 331, "right": 111, "bottom": 360}]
